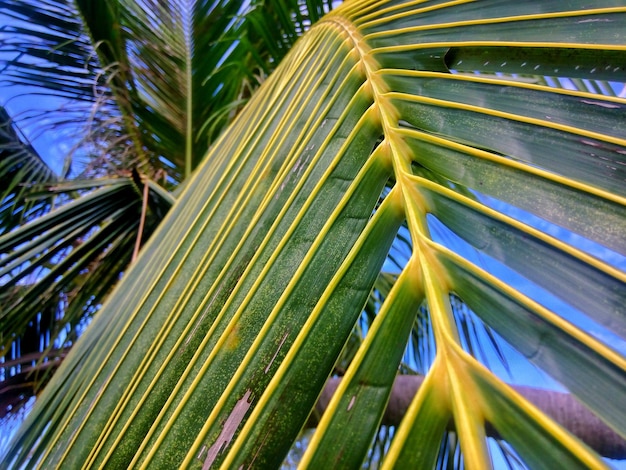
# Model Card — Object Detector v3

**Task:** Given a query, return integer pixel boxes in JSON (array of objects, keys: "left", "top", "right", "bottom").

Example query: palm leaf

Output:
[
  {"left": 0, "top": 105, "right": 56, "bottom": 233},
  {"left": 72, "top": 0, "right": 337, "bottom": 179},
  {"left": 0, "top": 0, "right": 102, "bottom": 101},
  {"left": 0, "top": 0, "right": 334, "bottom": 415},
  {"left": 5, "top": 1, "right": 626, "bottom": 468},
  {"left": 0, "top": 175, "right": 174, "bottom": 350},
  {"left": 1, "top": 0, "right": 334, "bottom": 181}
]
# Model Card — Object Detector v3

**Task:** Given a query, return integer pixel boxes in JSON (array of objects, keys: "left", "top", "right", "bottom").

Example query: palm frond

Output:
[
  {"left": 0, "top": 0, "right": 102, "bottom": 101},
  {"left": 70, "top": 0, "right": 337, "bottom": 180},
  {"left": 0, "top": 176, "right": 174, "bottom": 344},
  {"left": 0, "top": 0, "right": 336, "bottom": 422},
  {"left": 0, "top": 105, "right": 56, "bottom": 233},
  {"left": 4, "top": 1, "right": 626, "bottom": 468},
  {"left": 1, "top": 0, "right": 339, "bottom": 178},
  {"left": 0, "top": 175, "right": 173, "bottom": 423},
  {"left": 0, "top": 0, "right": 133, "bottom": 180}
]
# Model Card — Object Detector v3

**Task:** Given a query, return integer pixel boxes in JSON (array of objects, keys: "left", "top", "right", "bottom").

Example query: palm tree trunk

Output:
[
  {"left": 4, "top": 365, "right": 625, "bottom": 459},
  {"left": 311, "top": 376, "right": 626, "bottom": 460}
]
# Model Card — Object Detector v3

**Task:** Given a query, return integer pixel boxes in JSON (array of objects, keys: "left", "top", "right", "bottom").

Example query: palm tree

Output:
[
  {"left": 2, "top": 0, "right": 626, "bottom": 468},
  {"left": 0, "top": 0, "right": 332, "bottom": 418}
]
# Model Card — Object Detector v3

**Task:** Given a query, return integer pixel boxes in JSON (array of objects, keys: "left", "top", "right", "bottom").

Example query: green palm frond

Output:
[
  {"left": 4, "top": 1, "right": 626, "bottom": 468},
  {"left": 73, "top": 0, "right": 338, "bottom": 179},
  {"left": 1, "top": 0, "right": 334, "bottom": 181},
  {"left": 0, "top": 0, "right": 335, "bottom": 418},
  {"left": 0, "top": 174, "right": 173, "bottom": 422},
  {"left": 0, "top": 0, "right": 102, "bottom": 101},
  {"left": 0, "top": 105, "right": 56, "bottom": 232},
  {"left": 0, "top": 176, "right": 173, "bottom": 361},
  {"left": 0, "top": 0, "right": 135, "bottom": 180}
]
